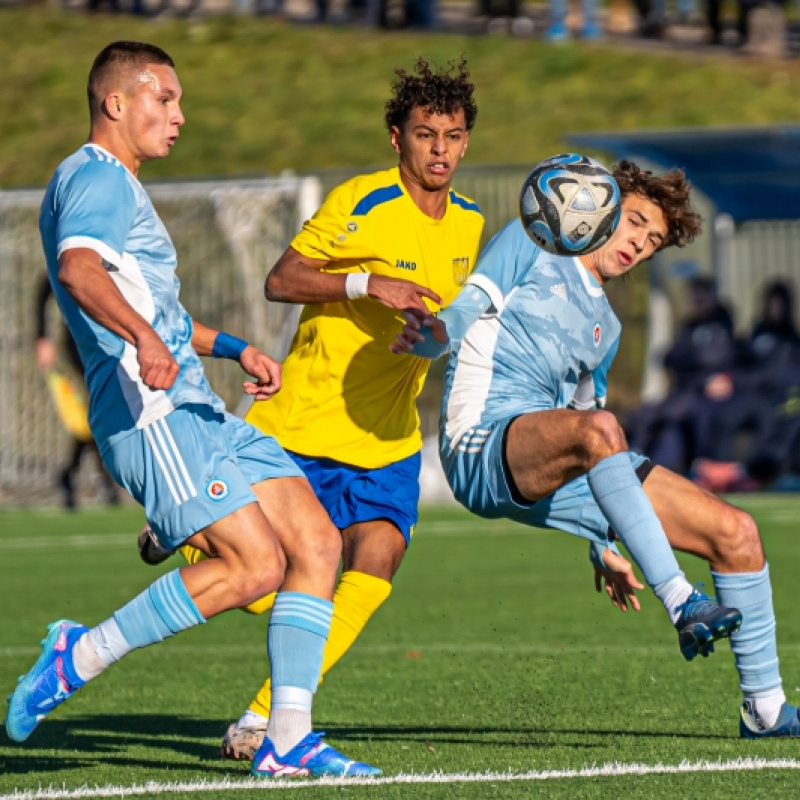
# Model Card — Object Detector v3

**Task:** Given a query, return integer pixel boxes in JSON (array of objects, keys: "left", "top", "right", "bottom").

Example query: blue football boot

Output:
[
  {"left": 5, "top": 620, "right": 87, "bottom": 742},
  {"left": 740, "top": 701, "right": 800, "bottom": 739},
  {"left": 674, "top": 586, "right": 742, "bottom": 661},
  {"left": 252, "top": 732, "right": 381, "bottom": 778}
]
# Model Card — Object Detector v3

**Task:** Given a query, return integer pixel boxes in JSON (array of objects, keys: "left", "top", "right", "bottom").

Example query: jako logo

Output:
[
  {"left": 396, "top": 260, "right": 417, "bottom": 271},
  {"left": 206, "top": 479, "right": 229, "bottom": 501}
]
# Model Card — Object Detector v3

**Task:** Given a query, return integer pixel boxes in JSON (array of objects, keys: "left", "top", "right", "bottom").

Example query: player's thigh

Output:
[
  {"left": 643, "top": 465, "right": 764, "bottom": 569},
  {"left": 505, "top": 408, "right": 608, "bottom": 501},
  {"left": 102, "top": 404, "right": 267, "bottom": 553},
  {"left": 341, "top": 520, "right": 407, "bottom": 581}
]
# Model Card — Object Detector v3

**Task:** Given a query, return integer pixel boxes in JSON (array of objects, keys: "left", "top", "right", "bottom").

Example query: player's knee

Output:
[
  {"left": 300, "top": 521, "right": 342, "bottom": 573},
  {"left": 581, "top": 410, "right": 627, "bottom": 464},
  {"left": 714, "top": 503, "right": 764, "bottom": 570},
  {"left": 234, "top": 555, "right": 287, "bottom": 608}
]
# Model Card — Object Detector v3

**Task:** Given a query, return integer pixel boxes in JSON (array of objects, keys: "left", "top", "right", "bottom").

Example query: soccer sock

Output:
[
  {"left": 266, "top": 591, "right": 333, "bottom": 757},
  {"left": 653, "top": 574, "right": 694, "bottom": 625},
  {"left": 712, "top": 565, "right": 785, "bottom": 728},
  {"left": 248, "top": 571, "right": 392, "bottom": 719},
  {"left": 588, "top": 453, "right": 691, "bottom": 619},
  {"left": 71, "top": 570, "right": 205, "bottom": 682}
]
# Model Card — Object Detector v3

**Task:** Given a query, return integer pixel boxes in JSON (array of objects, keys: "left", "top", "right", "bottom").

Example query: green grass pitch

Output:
[{"left": 2, "top": 497, "right": 800, "bottom": 798}]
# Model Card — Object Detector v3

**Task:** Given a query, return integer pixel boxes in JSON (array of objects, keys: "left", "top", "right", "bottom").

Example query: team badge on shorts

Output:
[
  {"left": 593, "top": 322, "right": 602, "bottom": 347},
  {"left": 206, "top": 479, "right": 229, "bottom": 501},
  {"left": 452, "top": 257, "right": 470, "bottom": 286}
]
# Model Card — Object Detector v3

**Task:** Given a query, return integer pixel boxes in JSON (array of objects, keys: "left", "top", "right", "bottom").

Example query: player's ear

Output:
[
  {"left": 461, "top": 131, "right": 470, "bottom": 157},
  {"left": 389, "top": 125, "right": 402, "bottom": 156},
  {"left": 103, "top": 92, "right": 124, "bottom": 121}
]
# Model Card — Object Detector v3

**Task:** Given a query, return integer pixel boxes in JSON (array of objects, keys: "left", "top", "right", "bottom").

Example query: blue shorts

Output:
[
  {"left": 102, "top": 404, "right": 303, "bottom": 550},
  {"left": 286, "top": 450, "right": 421, "bottom": 546},
  {"left": 441, "top": 416, "right": 648, "bottom": 548}
]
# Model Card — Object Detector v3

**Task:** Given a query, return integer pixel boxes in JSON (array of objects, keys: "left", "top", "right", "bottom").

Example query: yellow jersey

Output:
[{"left": 246, "top": 166, "right": 484, "bottom": 469}]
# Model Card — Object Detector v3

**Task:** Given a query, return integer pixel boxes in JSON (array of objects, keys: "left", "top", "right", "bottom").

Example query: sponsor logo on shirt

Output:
[
  {"left": 206, "top": 479, "right": 229, "bottom": 501},
  {"left": 550, "top": 283, "right": 568, "bottom": 300},
  {"left": 452, "top": 257, "right": 470, "bottom": 286},
  {"left": 396, "top": 260, "right": 417, "bottom": 271}
]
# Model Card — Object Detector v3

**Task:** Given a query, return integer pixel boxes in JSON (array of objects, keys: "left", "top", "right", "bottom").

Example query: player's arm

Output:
[
  {"left": 266, "top": 246, "right": 441, "bottom": 313},
  {"left": 391, "top": 282, "right": 492, "bottom": 358},
  {"left": 191, "top": 321, "right": 281, "bottom": 401},
  {"left": 57, "top": 248, "right": 178, "bottom": 391}
]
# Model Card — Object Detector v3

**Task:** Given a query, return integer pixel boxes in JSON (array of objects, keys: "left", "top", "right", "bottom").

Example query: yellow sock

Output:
[
  {"left": 178, "top": 544, "right": 276, "bottom": 615},
  {"left": 248, "top": 570, "right": 392, "bottom": 718}
]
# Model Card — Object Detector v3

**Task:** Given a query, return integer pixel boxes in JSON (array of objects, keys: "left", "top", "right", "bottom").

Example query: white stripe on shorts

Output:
[{"left": 143, "top": 419, "right": 197, "bottom": 505}]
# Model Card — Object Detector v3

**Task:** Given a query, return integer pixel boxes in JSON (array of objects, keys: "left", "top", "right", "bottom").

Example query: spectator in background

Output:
[
  {"left": 547, "top": 0, "right": 602, "bottom": 39},
  {"left": 35, "top": 274, "right": 119, "bottom": 510},
  {"left": 627, "top": 276, "right": 739, "bottom": 473},
  {"left": 693, "top": 280, "right": 800, "bottom": 492}
]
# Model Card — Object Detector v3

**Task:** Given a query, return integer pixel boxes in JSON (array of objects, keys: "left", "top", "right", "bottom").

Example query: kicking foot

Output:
[
  {"left": 4, "top": 620, "right": 87, "bottom": 742},
  {"left": 674, "top": 586, "right": 742, "bottom": 661},
  {"left": 252, "top": 732, "right": 381, "bottom": 778}
]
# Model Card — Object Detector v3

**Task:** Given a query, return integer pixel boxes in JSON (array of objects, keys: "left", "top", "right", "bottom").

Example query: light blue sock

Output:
[
  {"left": 712, "top": 566, "right": 784, "bottom": 705},
  {"left": 267, "top": 591, "right": 333, "bottom": 756},
  {"left": 111, "top": 569, "right": 205, "bottom": 652},
  {"left": 588, "top": 453, "right": 687, "bottom": 599}
]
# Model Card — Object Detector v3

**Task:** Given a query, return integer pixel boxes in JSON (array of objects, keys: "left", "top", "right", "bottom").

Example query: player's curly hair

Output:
[
  {"left": 613, "top": 160, "right": 702, "bottom": 249},
  {"left": 385, "top": 57, "right": 477, "bottom": 133}
]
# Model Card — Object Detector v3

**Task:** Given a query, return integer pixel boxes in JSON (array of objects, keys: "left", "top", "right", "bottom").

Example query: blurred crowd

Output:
[
  {"left": 59, "top": 0, "right": 796, "bottom": 54},
  {"left": 626, "top": 277, "right": 800, "bottom": 493}
]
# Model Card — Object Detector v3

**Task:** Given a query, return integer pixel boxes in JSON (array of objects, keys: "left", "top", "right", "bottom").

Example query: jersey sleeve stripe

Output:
[
  {"left": 449, "top": 191, "right": 481, "bottom": 213},
  {"left": 466, "top": 274, "right": 505, "bottom": 312},
  {"left": 350, "top": 184, "right": 403, "bottom": 216},
  {"left": 58, "top": 235, "right": 124, "bottom": 268}
]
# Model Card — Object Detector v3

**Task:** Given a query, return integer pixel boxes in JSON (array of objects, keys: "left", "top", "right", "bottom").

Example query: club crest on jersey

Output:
[
  {"left": 347, "top": 222, "right": 358, "bottom": 233},
  {"left": 206, "top": 479, "right": 229, "bottom": 501},
  {"left": 452, "top": 257, "right": 470, "bottom": 286},
  {"left": 593, "top": 322, "right": 602, "bottom": 347}
]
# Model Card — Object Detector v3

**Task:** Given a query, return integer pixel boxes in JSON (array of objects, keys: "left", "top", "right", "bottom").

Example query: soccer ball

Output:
[{"left": 519, "top": 153, "right": 621, "bottom": 256}]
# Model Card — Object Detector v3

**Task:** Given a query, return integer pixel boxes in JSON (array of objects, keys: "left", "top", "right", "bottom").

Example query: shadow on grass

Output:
[{"left": 0, "top": 714, "right": 733, "bottom": 775}]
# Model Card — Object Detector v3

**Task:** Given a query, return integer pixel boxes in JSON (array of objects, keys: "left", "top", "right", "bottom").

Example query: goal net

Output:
[{"left": 0, "top": 175, "right": 320, "bottom": 506}]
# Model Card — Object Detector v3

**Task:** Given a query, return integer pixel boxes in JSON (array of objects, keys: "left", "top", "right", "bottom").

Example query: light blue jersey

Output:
[
  {"left": 40, "top": 144, "right": 224, "bottom": 452},
  {"left": 412, "top": 217, "right": 636, "bottom": 542},
  {"left": 440, "top": 217, "right": 621, "bottom": 458}
]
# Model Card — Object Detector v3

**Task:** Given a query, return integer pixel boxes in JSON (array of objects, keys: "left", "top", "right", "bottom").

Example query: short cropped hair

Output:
[
  {"left": 87, "top": 41, "right": 174, "bottom": 120},
  {"left": 385, "top": 56, "right": 477, "bottom": 133},
  {"left": 613, "top": 160, "right": 702, "bottom": 249}
]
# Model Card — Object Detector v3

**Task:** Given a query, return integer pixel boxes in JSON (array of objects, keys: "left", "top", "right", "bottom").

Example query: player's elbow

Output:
[{"left": 264, "top": 268, "right": 291, "bottom": 303}]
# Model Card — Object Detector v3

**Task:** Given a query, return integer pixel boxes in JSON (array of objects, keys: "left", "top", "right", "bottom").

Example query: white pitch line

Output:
[
  {"left": 0, "top": 523, "right": 523, "bottom": 551},
  {"left": 2, "top": 759, "right": 800, "bottom": 799}
]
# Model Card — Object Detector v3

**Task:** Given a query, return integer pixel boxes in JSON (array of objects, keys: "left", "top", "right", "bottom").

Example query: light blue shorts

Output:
[
  {"left": 102, "top": 403, "right": 303, "bottom": 550},
  {"left": 441, "top": 416, "right": 648, "bottom": 547}
]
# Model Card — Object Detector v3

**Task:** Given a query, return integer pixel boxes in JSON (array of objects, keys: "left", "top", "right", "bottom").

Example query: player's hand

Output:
[
  {"left": 135, "top": 329, "right": 179, "bottom": 391},
  {"left": 390, "top": 309, "right": 449, "bottom": 354},
  {"left": 36, "top": 338, "right": 58, "bottom": 371},
  {"left": 593, "top": 548, "right": 643, "bottom": 613},
  {"left": 367, "top": 274, "right": 442, "bottom": 314},
  {"left": 239, "top": 345, "right": 282, "bottom": 400}
]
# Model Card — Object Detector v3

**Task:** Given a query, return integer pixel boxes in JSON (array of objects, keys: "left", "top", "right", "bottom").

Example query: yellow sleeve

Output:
[{"left": 291, "top": 180, "right": 383, "bottom": 265}]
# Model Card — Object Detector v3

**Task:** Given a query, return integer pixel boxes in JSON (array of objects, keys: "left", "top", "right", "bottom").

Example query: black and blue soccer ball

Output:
[{"left": 519, "top": 154, "right": 621, "bottom": 257}]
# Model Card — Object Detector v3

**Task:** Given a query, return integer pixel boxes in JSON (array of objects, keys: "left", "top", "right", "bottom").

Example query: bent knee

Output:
[
  {"left": 714, "top": 505, "right": 764, "bottom": 570},
  {"left": 233, "top": 558, "right": 286, "bottom": 607},
  {"left": 580, "top": 410, "right": 628, "bottom": 463}
]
